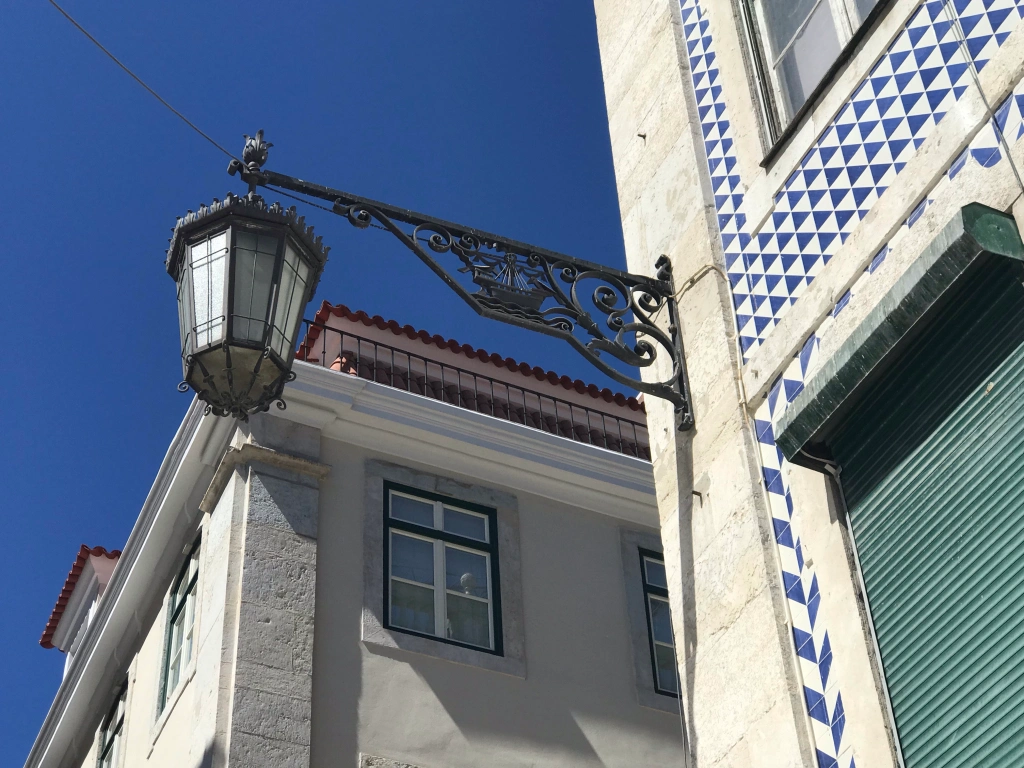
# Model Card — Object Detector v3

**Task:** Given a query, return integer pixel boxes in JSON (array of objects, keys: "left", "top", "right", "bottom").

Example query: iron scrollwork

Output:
[{"left": 229, "top": 131, "right": 694, "bottom": 428}]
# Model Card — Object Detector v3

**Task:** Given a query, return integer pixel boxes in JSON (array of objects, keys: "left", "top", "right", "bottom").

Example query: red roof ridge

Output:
[
  {"left": 40, "top": 545, "right": 121, "bottom": 650},
  {"left": 298, "top": 301, "right": 645, "bottom": 413}
]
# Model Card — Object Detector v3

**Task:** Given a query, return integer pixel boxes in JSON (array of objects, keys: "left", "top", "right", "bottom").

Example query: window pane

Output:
[
  {"left": 445, "top": 546, "right": 489, "bottom": 599},
  {"left": 391, "top": 494, "right": 434, "bottom": 528},
  {"left": 189, "top": 234, "right": 227, "bottom": 348},
  {"left": 207, "top": 236, "right": 227, "bottom": 345},
  {"left": 655, "top": 644, "right": 680, "bottom": 694},
  {"left": 190, "top": 243, "right": 210, "bottom": 347},
  {"left": 447, "top": 592, "right": 491, "bottom": 648},
  {"left": 643, "top": 557, "right": 667, "bottom": 589},
  {"left": 257, "top": 234, "right": 278, "bottom": 255},
  {"left": 174, "top": 572, "right": 190, "bottom": 609},
  {"left": 177, "top": 268, "right": 193, "bottom": 358},
  {"left": 271, "top": 253, "right": 298, "bottom": 353},
  {"left": 390, "top": 532, "right": 434, "bottom": 585},
  {"left": 648, "top": 595, "right": 674, "bottom": 645},
  {"left": 183, "top": 587, "right": 197, "bottom": 664},
  {"left": 232, "top": 233, "right": 277, "bottom": 344},
  {"left": 168, "top": 648, "right": 181, "bottom": 692},
  {"left": 856, "top": 0, "right": 880, "bottom": 22},
  {"left": 444, "top": 507, "right": 488, "bottom": 541},
  {"left": 270, "top": 245, "right": 310, "bottom": 358},
  {"left": 391, "top": 579, "right": 435, "bottom": 634},
  {"left": 777, "top": 0, "right": 842, "bottom": 114},
  {"left": 236, "top": 230, "right": 258, "bottom": 251},
  {"left": 760, "top": 0, "right": 820, "bottom": 53}
]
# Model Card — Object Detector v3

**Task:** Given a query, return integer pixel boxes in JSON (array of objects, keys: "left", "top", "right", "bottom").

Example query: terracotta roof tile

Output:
[
  {"left": 40, "top": 545, "right": 121, "bottom": 650},
  {"left": 297, "top": 301, "right": 644, "bottom": 412}
]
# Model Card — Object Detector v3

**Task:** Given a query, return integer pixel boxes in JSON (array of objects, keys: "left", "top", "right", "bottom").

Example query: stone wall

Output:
[{"left": 226, "top": 418, "right": 327, "bottom": 768}]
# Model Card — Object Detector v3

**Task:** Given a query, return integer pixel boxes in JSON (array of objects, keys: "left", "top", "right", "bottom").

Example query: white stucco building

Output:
[{"left": 27, "top": 303, "right": 688, "bottom": 768}]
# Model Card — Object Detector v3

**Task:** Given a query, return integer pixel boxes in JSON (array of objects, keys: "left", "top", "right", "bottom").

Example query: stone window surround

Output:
[
  {"left": 362, "top": 460, "right": 526, "bottom": 678},
  {"left": 620, "top": 528, "right": 683, "bottom": 714}
]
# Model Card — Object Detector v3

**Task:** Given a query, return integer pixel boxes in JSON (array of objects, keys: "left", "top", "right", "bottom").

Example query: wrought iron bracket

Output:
[{"left": 229, "top": 131, "right": 694, "bottom": 429}]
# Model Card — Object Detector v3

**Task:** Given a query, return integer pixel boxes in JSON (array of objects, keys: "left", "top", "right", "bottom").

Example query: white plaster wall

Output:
[
  {"left": 310, "top": 438, "right": 687, "bottom": 768},
  {"left": 114, "top": 472, "right": 242, "bottom": 768}
]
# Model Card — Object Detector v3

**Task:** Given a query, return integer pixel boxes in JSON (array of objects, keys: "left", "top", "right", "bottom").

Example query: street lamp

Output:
[
  {"left": 171, "top": 130, "right": 694, "bottom": 428},
  {"left": 165, "top": 153, "right": 330, "bottom": 418}
]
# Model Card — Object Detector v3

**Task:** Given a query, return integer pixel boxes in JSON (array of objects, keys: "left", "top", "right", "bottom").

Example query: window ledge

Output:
[
  {"left": 361, "top": 624, "right": 526, "bottom": 678},
  {"left": 637, "top": 688, "right": 682, "bottom": 715},
  {"left": 147, "top": 658, "right": 197, "bottom": 755}
]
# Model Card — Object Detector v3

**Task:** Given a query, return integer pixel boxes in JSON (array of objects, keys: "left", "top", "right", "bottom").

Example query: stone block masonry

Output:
[{"left": 224, "top": 417, "right": 329, "bottom": 768}]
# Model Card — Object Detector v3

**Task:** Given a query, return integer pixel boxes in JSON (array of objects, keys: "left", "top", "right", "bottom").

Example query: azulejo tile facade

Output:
[{"left": 681, "top": 0, "right": 1024, "bottom": 765}]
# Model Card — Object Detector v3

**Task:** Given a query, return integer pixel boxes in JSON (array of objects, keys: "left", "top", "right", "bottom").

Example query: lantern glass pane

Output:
[
  {"left": 189, "top": 231, "right": 228, "bottom": 349},
  {"left": 231, "top": 230, "right": 280, "bottom": 345},
  {"left": 177, "top": 263, "right": 194, "bottom": 364},
  {"left": 270, "top": 243, "right": 312, "bottom": 358}
]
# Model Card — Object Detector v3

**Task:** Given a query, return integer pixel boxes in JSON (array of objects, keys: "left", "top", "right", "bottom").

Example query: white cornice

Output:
[{"left": 288, "top": 362, "right": 657, "bottom": 526}]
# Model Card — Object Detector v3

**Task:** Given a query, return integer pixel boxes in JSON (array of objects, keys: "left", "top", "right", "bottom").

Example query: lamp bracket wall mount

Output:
[{"left": 228, "top": 130, "right": 694, "bottom": 429}]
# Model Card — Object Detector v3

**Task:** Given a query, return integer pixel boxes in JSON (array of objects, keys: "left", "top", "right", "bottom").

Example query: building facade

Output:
[
  {"left": 27, "top": 305, "right": 688, "bottom": 768},
  {"left": 594, "top": 0, "right": 1024, "bottom": 766}
]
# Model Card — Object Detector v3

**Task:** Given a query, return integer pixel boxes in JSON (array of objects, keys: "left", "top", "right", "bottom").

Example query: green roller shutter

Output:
[{"left": 829, "top": 256, "right": 1024, "bottom": 766}]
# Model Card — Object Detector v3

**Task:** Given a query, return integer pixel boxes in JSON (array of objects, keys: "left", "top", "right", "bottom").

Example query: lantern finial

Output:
[{"left": 242, "top": 130, "right": 272, "bottom": 172}]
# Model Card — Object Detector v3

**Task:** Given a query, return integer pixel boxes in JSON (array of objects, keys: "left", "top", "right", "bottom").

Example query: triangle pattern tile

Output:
[{"left": 686, "top": 0, "right": 1024, "bottom": 359}]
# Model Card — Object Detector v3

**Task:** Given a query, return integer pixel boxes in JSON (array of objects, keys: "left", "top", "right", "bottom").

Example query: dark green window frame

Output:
[
  {"left": 97, "top": 678, "right": 127, "bottom": 768},
  {"left": 382, "top": 481, "right": 503, "bottom": 656},
  {"left": 160, "top": 534, "right": 201, "bottom": 710},
  {"left": 639, "top": 549, "right": 679, "bottom": 698}
]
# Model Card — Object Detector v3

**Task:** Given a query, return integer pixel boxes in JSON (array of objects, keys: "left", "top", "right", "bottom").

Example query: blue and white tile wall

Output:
[{"left": 680, "top": 0, "right": 1024, "bottom": 765}]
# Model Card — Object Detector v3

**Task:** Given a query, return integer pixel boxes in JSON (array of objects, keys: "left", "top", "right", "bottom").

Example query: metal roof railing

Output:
[{"left": 298, "top": 320, "right": 651, "bottom": 460}]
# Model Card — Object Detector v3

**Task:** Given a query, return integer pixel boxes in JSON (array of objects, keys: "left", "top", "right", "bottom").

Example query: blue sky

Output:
[{"left": 0, "top": 0, "right": 627, "bottom": 757}]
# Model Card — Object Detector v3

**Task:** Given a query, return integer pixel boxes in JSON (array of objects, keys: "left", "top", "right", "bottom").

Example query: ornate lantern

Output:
[{"left": 165, "top": 188, "right": 329, "bottom": 419}]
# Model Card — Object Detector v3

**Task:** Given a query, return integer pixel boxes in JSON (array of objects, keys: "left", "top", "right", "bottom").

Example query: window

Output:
[
  {"left": 97, "top": 680, "right": 127, "bottom": 768},
  {"left": 745, "top": 0, "right": 885, "bottom": 134},
  {"left": 161, "top": 536, "right": 200, "bottom": 709},
  {"left": 384, "top": 483, "right": 502, "bottom": 654},
  {"left": 640, "top": 550, "right": 679, "bottom": 697}
]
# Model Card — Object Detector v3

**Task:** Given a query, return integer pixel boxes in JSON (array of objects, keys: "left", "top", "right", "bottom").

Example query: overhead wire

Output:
[
  {"left": 47, "top": 0, "right": 238, "bottom": 163},
  {"left": 47, "top": 1, "right": 398, "bottom": 235}
]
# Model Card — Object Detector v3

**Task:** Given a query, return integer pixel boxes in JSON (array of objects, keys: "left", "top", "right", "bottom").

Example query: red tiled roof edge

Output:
[
  {"left": 297, "top": 301, "right": 645, "bottom": 412},
  {"left": 40, "top": 545, "right": 121, "bottom": 650}
]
